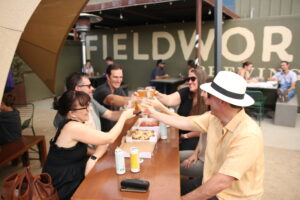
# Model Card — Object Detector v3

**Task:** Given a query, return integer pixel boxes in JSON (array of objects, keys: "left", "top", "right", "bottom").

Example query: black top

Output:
[
  {"left": 93, "top": 82, "right": 126, "bottom": 131},
  {"left": 42, "top": 119, "right": 88, "bottom": 200},
  {"left": 177, "top": 87, "right": 193, "bottom": 117},
  {"left": 177, "top": 87, "right": 199, "bottom": 150},
  {"left": 0, "top": 108, "right": 21, "bottom": 145}
]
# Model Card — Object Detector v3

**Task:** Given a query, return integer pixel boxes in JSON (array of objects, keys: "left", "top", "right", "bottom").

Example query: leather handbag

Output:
[{"left": 1, "top": 167, "right": 59, "bottom": 200}]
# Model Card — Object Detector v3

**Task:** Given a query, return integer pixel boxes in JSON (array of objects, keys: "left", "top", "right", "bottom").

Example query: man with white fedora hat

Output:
[{"left": 144, "top": 71, "right": 264, "bottom": 200}]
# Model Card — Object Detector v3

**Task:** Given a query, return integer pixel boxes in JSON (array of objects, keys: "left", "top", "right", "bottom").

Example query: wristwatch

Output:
[{"left": 90, "top": 155, "right": 98, "bottom": 160}]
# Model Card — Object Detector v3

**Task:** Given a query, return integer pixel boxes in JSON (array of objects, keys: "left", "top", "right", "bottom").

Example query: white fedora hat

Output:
[{"left": 200, "top": 71, "right": 254, "bottom": 107}]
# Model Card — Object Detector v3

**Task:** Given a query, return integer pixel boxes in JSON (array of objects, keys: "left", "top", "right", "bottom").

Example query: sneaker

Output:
[
  {"left": 283, "top": 90, "right": 289, "bottom": 102},
  {"left": 278, "top": 95, "right": 284, "bottom": 102},
  {"left": 277, "top": 89, "right": 285, "bottom": 102}
]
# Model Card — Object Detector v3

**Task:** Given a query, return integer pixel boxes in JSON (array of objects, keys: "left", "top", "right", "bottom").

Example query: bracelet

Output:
[{"left": 90, "top": 155, "right": 98, "bottom": 160}]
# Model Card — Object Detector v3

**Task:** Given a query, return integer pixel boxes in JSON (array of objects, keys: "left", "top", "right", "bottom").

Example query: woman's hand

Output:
[
  {"left": 182, "top": 153, "right": 198, "bottom": 169},
  {"left": 146, "top": 97, "right": 164, "bottom": 110},
  {"left": 120, "top": 108, "right": 135, "bottom": 119},
  {"left": 141, "top": 104, "right": 156, "bottom": 118}
]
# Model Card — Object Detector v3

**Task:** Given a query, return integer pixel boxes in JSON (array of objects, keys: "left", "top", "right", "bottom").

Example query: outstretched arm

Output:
[
  {"left": 103, "top": 94, "right": 130, "bottom": 107},
  {"left": 144, "top": 106, "right": 201, "bottom": 132}
]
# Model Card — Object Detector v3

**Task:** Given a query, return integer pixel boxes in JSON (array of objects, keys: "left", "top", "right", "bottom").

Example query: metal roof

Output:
[{"left": 82, "top": 0, "right": 239, "bottom": 29}]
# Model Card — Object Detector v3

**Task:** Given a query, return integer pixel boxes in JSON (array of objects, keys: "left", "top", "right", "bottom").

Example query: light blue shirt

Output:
[{"left": 273, "top": 71, "right": 297, "bottom": 90}]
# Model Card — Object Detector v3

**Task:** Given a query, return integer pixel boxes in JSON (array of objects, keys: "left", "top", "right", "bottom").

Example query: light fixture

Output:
[
  {"left": 208, "top": 9, "right": 212, "bottom": 15},
  {"left": 98, "top": 11, "right": 102, "bottom": 15},
  {"left": 120, "top": 12, "right": 123, "bottom": 20},
  {"left": 169, "top": 2, "right": 173, "bottom": 5},
  {"left": 75, "top": 13, "right": 103, "bottom": 67},
  {"left": 144, "top": 4, "right": 147, "bottom": 8}
]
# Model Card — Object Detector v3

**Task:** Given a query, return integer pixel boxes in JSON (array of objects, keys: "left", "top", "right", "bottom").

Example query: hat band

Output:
[{"left": 211, "top": 82, "right": 244, "bottom": 100}]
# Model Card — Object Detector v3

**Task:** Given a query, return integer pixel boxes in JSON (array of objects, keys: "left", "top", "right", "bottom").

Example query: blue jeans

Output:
[{"left": 279, "top": 82, "right": 296, "bottom": 100}]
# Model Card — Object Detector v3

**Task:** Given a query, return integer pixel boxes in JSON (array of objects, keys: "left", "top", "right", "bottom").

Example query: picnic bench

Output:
[{"left": 0, "top": 135, "right": 47, "bottom": 168}]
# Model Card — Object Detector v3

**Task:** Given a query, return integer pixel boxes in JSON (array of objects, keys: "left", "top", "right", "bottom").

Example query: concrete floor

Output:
[{"left": 1, "top": 98, "right": 300, "bottom": 199}]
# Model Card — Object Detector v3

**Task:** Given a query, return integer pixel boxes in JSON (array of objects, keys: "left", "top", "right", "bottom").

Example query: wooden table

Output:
[
  {"left": 0, "top": 135, "right": 47, "bottom": 167},
  {"left": 72, "top": 117, "right": 180, "bottom": 200}
]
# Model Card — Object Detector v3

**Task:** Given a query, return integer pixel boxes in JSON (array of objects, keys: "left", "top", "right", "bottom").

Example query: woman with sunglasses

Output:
[
  {"left": 42, "top": 90, "right": 134, "bottom": 200},
  {"left": 153, "top": 68, "right": 209, "bottom": 150}
]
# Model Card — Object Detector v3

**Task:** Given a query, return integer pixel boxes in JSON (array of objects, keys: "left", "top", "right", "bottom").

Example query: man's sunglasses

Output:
[
  {"left": 78, "top": 84, "right": 92, "bottom": 89},
  {"left": 186, "top": 77, "right": 197, "bottom": 82}
]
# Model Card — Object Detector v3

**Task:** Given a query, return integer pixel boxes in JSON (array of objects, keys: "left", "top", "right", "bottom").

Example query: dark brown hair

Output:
[
  {"left": 187, "top": 60, "right": 197, "bottom": 69},
  {"left": 242, "top": 61, "right": 252, "bottom": 68},
  {"left": 106, "top": 63, "right": 123, "bottom": 76},
  {"left": 1, "top": 94, "right": 15, "bottom": 107},
  {"left": 189, "top": 68, "right": 209, "bottom": 115},
  {"left": 53, "top": 90, "right": 90, "bottom": 116},
  {"left": 280, "top": 61, "right": 289, "bottom": 65},
  {"left": 65, "top": 72, "right": 88, "bottom": 91}
]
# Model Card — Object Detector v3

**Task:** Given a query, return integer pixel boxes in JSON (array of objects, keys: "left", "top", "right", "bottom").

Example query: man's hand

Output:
[{"left": 182, "top": 153, "right": 198, "bottom": 168}]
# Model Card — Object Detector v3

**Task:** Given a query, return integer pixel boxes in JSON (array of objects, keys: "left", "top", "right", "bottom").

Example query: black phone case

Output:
[{"left": 120, "top": 179, "right": 150, "bottom": 190}]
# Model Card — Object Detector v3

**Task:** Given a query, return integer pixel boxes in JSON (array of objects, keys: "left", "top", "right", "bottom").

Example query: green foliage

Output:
[{"left": 11, "top": 55, "right": 27, "bottom": 84}]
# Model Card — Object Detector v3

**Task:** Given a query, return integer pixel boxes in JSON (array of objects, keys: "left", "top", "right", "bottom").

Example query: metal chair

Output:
[
  {"left": 246, "top": 90, "right": 267, "bottom": 125},
  {"left": 14, "top": 103, "right": 39, "bottom": 158},
  {"left": 14, "top": 103, "right": 36, "bottom": 136}
]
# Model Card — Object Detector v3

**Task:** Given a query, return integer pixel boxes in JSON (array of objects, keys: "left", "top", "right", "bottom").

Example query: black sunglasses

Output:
[
  {"left": 186, "top": 77, "right": 197, "bottom": 82},
  {"left": 78, "top": 84, "right": 92, "bottom": 89}
]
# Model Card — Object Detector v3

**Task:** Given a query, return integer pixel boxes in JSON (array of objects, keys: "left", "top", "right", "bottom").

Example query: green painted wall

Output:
[
  {"left": 27, "top": 15, "right": 300, "bottom": 110},
  {"left": 55, "top": 41, "right": 82, "bottom": 95},
  {"left": 86, "top": 15, "right": 299, "bottom": 89}
]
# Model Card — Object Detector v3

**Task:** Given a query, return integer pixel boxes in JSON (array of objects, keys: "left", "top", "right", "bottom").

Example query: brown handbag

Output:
[{"left": 1, "top": 167, "right": 59, "bottom": 200}]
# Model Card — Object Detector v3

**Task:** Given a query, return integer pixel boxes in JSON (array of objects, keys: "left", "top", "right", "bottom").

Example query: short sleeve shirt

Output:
[
  {"left": 191, "top": 109, "right": 264, "bottom": 199},
  {"left": 273, "top": 71, "right": 297, "bottom": 88},
  {"left": 93, "top": 82, "right": 126, "bottom": 131},
  {"left": 151, "top": 67, "right": 166, "bottom": 80}
]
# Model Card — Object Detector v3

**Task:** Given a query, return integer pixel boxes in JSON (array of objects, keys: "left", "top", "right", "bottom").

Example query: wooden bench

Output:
[
  {"left": 0, "top": 135, "right": 47, "bottom": 168},
  {"left": 274, "top": 95, "right": 298, "bottom": 127}
]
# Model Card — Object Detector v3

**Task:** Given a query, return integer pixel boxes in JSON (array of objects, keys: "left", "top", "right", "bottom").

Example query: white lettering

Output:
[
  {"left": 222, "top": 27, "right": 255, "bottom": 62},
  {"left": 177, "top": 30, "right": 195, "bottom": 60},
  {"left": 262, "top": 26, "right": 293, "bottom": 62},
  {"left": 86, "top": 35, "right": 98, "bottom": 59},
  {"left": 133, "top": 32, "right": 149, "bottom": 60},
  {"left": 152, "top": 32, "right": 175, "bottom": 60},
  {"left": 113, "top": 34, "right": 127, "bottom": 60},
  {"left": 102, "top": 35, "right": 107, "bottom": 59},
  {"left": 207, "top": 66, "right": 215, "bottom": 77},
  {"left": 224, "top": 66, "right": 236, "bottom": 72}
]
